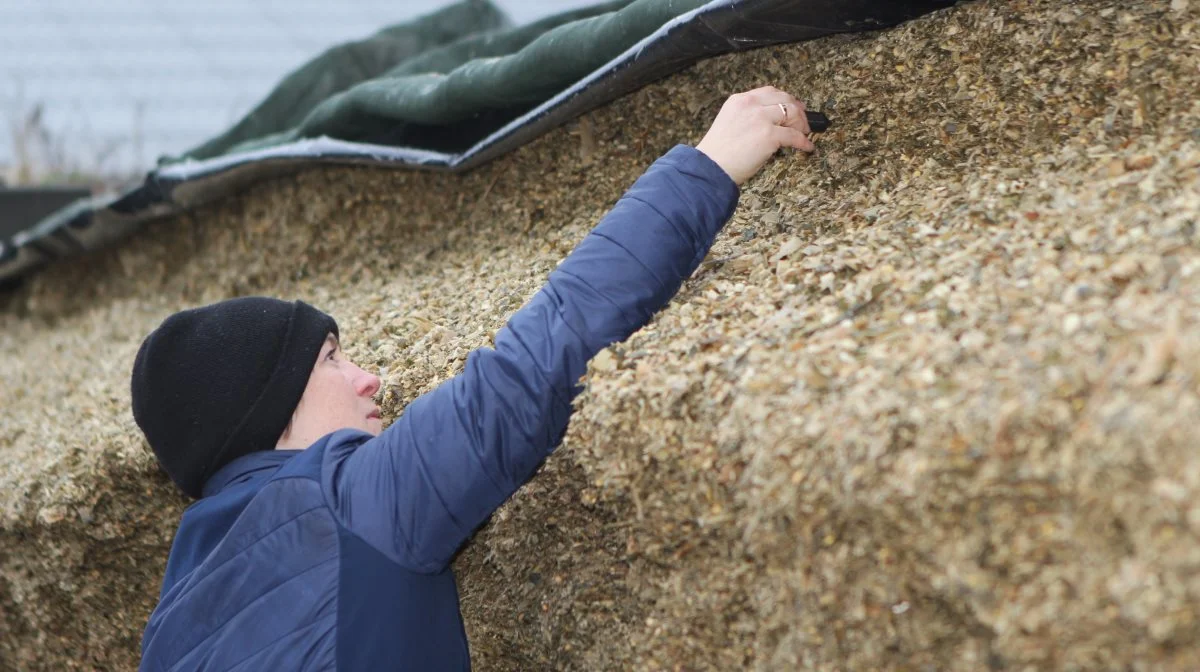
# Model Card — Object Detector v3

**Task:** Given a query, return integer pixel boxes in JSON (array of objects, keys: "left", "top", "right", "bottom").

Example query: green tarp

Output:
[{"left": 178, "top": 0, "right": 688, "bottom": 161}]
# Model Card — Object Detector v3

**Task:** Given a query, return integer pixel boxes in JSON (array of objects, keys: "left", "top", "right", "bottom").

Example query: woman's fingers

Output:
[
  {"left": 762, "top": 101, "right": 812, "bottom": 135},
  {"left": 696, "top": 86, "right": 816, "bottom": 185},
  {"left": 748, "top": 90, "right": 812, "bottom": 134},
  {"left": 744, "top": 85, "right": 790, "bottom": 106},
  {"left": 787, "top": 100, "right": 811, "bottom": 134},
  {"left": 774, "top": 125, "right": 816, "bottom": 153},
  {"left": 758, "top": 104, "right": 786, "bottom": 126}
]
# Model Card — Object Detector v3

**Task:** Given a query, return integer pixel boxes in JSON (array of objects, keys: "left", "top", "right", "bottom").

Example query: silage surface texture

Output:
[{"left": 2, "top": 0, "right": 1199, "bottom": 669}]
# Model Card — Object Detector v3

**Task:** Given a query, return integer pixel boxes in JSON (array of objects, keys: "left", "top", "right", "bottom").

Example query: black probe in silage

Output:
[{"left": 805, "top": 110, "right": 831, "bottom": 133}]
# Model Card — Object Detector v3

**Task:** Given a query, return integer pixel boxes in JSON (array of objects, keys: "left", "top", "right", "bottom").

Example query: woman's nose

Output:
[{"left": 354, "top": 367, "right": 381, "bottom": 398}]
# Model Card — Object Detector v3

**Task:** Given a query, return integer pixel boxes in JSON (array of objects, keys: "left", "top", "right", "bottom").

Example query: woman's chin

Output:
[{"left": 366, "top": 417, "right": 384, "bottom": 435}]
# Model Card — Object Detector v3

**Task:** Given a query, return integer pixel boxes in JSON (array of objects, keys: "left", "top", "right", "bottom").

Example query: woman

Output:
[{"left": 132, "top": 86, "right": 814, "bottom": 671}]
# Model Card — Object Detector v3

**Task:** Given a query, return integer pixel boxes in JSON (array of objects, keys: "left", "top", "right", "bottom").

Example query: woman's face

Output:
[{"left": 277, "top": 333, "right": 382, "bottom": 449}]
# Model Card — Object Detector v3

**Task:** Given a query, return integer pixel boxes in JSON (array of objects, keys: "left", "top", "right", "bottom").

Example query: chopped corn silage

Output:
[{"left": 2, "top": 0, "right": 1199, "bottom": 669}]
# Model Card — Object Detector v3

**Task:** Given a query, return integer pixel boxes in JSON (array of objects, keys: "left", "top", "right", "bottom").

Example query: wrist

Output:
[{"left": 693, "top": 143, "right": 740, "bottom": 186}]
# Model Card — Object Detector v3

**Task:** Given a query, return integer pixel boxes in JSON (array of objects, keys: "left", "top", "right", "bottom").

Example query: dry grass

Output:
[{"left": 2, "top": 0, "right": 1199, "bottom": 669}]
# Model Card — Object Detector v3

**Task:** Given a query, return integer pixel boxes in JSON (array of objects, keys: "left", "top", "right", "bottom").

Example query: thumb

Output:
[{"left": 774, "top": 126, "right": 815, "bottom": 153}]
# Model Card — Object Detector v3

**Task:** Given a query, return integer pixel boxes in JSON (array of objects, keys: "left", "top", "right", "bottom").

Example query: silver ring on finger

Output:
[{"left": 778, "top": 103, "right": 788, "bottom": 123}]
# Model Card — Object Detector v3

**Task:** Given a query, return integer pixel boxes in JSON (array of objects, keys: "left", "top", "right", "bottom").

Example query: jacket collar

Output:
[{"left": 201, "top": 449, "right": 302, "bottom": 498}]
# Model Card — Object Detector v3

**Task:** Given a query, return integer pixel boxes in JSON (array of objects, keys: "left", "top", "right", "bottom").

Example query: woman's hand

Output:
[{"left": 695, "top": 86, "right": 815, "bottom": 186}]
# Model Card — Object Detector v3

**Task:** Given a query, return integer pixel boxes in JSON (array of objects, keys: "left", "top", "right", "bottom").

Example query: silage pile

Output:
[{"left": 2, "top": 0, "right": 1199, "bottom": 669}]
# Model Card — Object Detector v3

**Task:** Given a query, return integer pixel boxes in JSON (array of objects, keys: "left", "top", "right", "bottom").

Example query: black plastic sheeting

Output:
[{"left": 0, "top": 0, "right": 956, "bottom": 287}]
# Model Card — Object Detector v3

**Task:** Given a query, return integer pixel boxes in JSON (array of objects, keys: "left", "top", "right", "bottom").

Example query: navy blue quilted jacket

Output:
[{"left": 139, "top": 145, "right": 739, "bottom": 671}]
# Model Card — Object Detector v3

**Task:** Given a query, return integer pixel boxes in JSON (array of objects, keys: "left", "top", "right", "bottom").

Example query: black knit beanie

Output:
[{"left": 131, "top": 297, "right": 338, "bottom": 498}]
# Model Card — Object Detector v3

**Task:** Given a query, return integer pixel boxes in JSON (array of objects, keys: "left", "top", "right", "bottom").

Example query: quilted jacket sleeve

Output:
[{"left": 325, "top": 145, "right": 739, "bottom": 572}]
